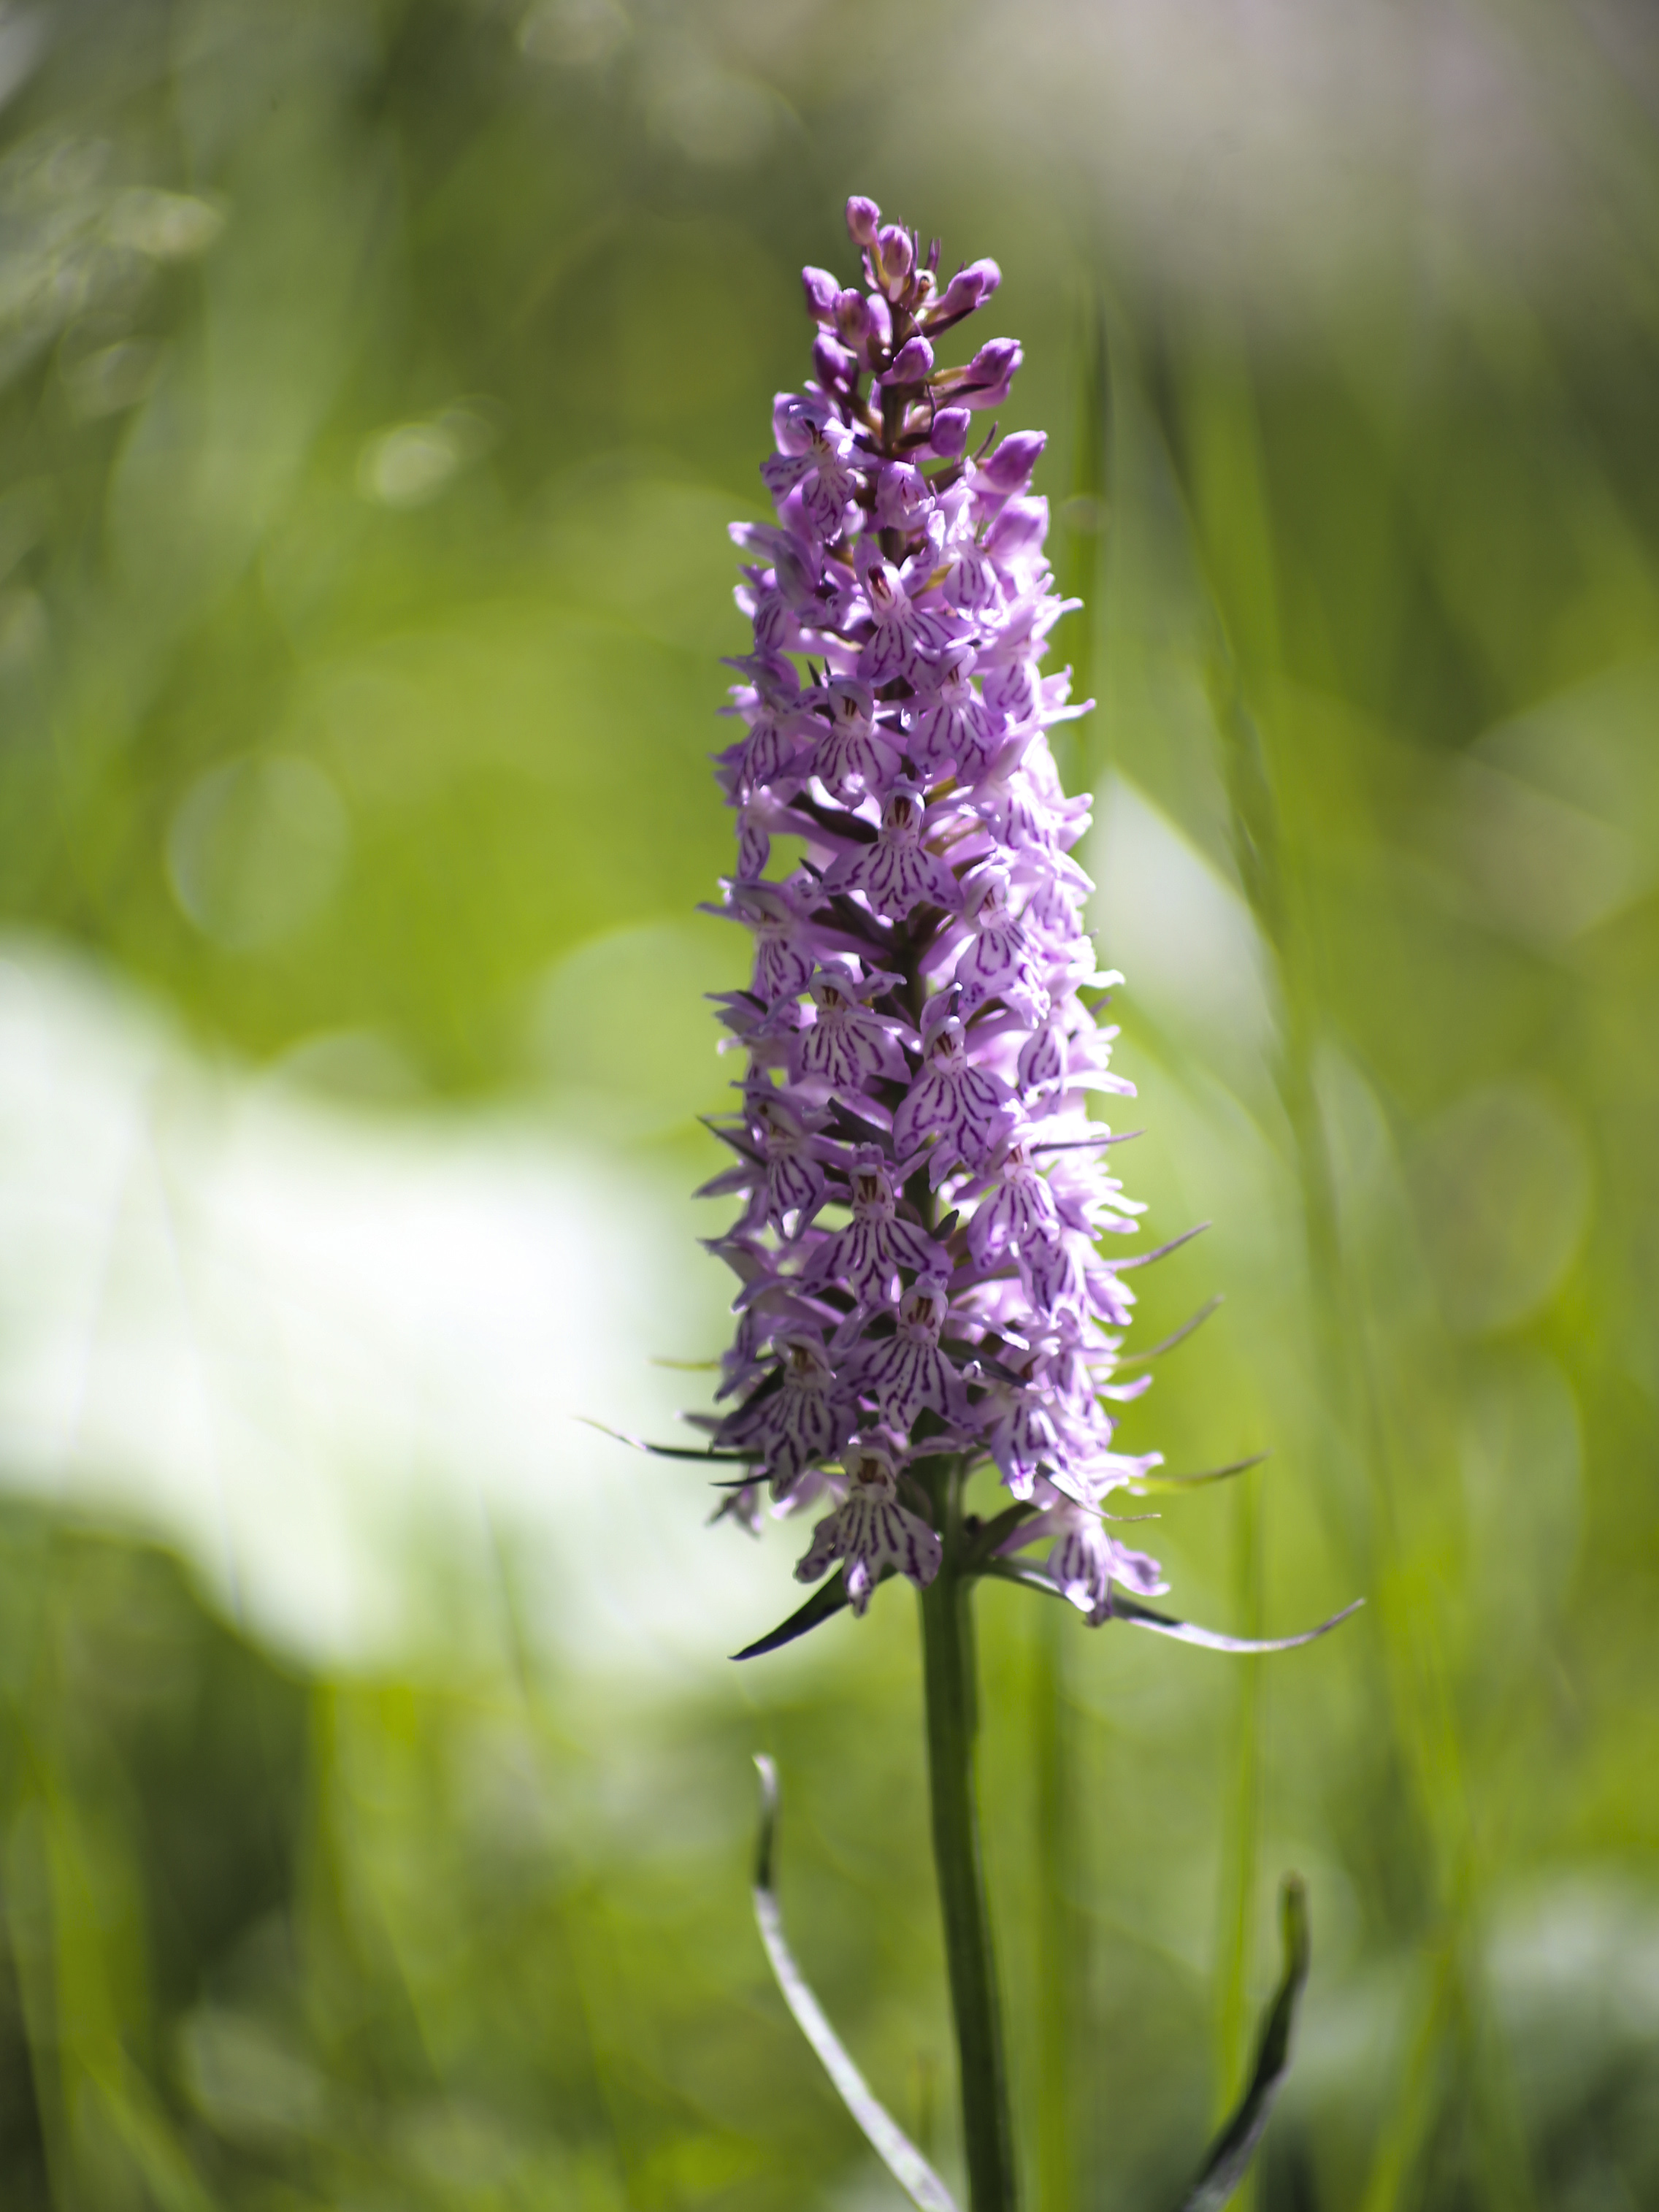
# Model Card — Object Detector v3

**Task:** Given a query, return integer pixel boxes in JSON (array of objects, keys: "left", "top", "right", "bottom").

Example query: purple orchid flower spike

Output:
[{"left": 673, "top": 181, "right": 1360, "bottom": 1666}]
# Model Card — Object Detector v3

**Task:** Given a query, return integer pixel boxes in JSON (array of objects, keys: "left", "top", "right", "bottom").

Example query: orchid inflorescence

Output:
[
  {"left": 598, "top": 191, "right": 1360, "bottom": 2212},
  {"left": 691, "top": 192, "right": 1173, "bottom": 1629}
]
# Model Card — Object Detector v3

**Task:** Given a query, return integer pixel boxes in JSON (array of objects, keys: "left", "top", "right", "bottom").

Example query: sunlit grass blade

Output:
[
  {"left": 1175, "top": 1875, "right": 1310, "bottom": 2211},
  {"left": 751, "top": 1756, "right": 960, "bottom": 2212}
]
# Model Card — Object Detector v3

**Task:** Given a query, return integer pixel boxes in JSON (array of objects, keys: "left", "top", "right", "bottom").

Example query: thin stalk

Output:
[
  {"left": 1032, "top": 1593, "right": 1079, "bottom": 2212},
  {"left": 919, "top": 1458, "right": 1018, "bottom": 2212}
]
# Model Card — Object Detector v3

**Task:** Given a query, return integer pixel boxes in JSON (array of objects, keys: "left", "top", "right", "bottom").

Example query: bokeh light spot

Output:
[
  {"left": 1410, "top": 1082, "right": 1591, "bottom": 1335},
  {"left": 166, "top": 754, "right": 350, "bottom": 951}
]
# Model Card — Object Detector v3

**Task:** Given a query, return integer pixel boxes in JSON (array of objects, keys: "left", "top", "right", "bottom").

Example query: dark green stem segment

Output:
[{"left": 918, "top": 1459, "right": 1019, "bottom": 2212}]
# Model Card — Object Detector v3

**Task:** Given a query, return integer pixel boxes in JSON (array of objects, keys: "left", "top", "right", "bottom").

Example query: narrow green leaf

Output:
[
  {"left": 1108, "top": 1295, "right": 1224, "bottom": 1371},
  {"left": 751, "top": 1758, "right": 960, "bottom": 2212},
  {"left": 732, "top": 1567, "right": 870, "bottom": 1660},
  {"left": 1176, "top": 1875, "right": 1311, "bottom": 2211},
  {"left": 979, "top": 1558, "right": 1364, "bottom": 1653},
  {"left": 1107, "top": 1220, "right": 1211, "bottom": 1270},
  {"left": 963, "top": 1498, "right": 1042, "bottom": 1570},
  {"left": 1129, "top": 1452, "right": 1271, "bottom": 1494},
  {"left": 578, "top": 1417, "right": 756, "bottom": 1463},
  {"left": 1112, "top": 1591, "right": 1363, "bottom": 1654}
]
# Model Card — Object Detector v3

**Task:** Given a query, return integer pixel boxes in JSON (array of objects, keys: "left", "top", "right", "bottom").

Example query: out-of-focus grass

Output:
[{"left": 1, "top": 3, "right": 1657, "bottom": 2209}]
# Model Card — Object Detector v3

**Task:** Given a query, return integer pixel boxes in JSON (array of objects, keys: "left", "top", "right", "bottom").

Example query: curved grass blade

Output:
[
  {"left": 981, "top": 1558, "right": 1363, "bottom": 1652},
  {"left": 751, "top": 1758, "right": 959, "bottom": 2212},
  {"left": 1129, "top": 1452, "right": 1270, "bottom": 1495},
  {"left": 1176, "top": 1875, "right": 1311, "bottom": 2211}
]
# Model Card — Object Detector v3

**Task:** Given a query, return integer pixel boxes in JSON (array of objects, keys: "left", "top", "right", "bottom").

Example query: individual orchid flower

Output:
[
  {"left": 786, "top": 963, "right": 910, "bottom": 1095},
  {"left": 906, "top": 643, "right": 1000, "bottom": 782},
  {"left": 762, "top": 394, "right": 862, "bottom": 543},
  {"left": 951, "top": 867, "right": 1036, "bottom": 1012},
  {"left": 1039, "top": 1497, "right": 1166, "bottom": 1626},
  {"left": 820, "top": 784, "right": 960, "bottom": 922},
  {"left": 843, "top": 1274, "right": 972, "bottom": 1430},
  {"left": 801, "top": 1146, "right": 947, "bottom": 1309},
  {"left": 716, "top": 1331, "right": 854, "bottom": 1499},
  {"left": 794, "top": 1436, "right": 941, "bottom": 1614},
  {"left": 853, "top": 542, "right": 959, "bottom": 688},
  {"left": 808, "top": 678, "right": 899, "bottom": 802},
  {"left": 892, "top": 992, "right": 1012, "bottom": 1182}
]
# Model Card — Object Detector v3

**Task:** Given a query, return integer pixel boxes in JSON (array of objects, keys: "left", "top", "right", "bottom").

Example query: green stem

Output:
[
  {"left": 918, "top": 1459, "right": 1018, "bottom": 2212},
  {"left": 1032, "top": 1593, "right": 1078, "bottom": 2212}
]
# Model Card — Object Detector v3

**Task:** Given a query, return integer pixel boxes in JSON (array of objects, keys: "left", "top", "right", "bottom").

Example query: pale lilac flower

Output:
[
  {"left": 892, "top": 995, "right": 1012, "bottom": 1179},
  {"left": 843, "top": 1277, "right": 972, "bottom": 1430},
  {"left": 787, "top": 963, "right": 910, "bottom": 1095},
  {"left": 907, "top": 643, "right": 1000, "bottom": 781},
  {"left": 821, "top": 785, "right": 959, "bottom": 922},
  {"left": 1034, "top": 1498, "right": 1168, "bottom": 1627},
  {"left": 802, "top": 1147, "right": 948, "bottom": 1309},
  {"left": 808, "top": 679, "right": 897, "bottom": 800},
  {"left": 719, "top": 1331, "right": 854, "bottom": 1496},
  {"left": 795, "top": 1439, "right": 941, "bottom": 1613}
]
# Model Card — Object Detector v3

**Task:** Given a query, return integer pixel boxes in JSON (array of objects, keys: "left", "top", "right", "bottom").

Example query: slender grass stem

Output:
[
  {"left": 919, "top": 1459, "right": 1018, "bottom": 2212},
  {"left": 1215, "top": 1465, "right": 1265, "bottom": 2208}
]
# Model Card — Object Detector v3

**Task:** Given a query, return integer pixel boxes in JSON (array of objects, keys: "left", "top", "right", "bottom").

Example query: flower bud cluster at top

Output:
[{"left": 693, "top": 194, "right": 1168, "bottom": 1627}]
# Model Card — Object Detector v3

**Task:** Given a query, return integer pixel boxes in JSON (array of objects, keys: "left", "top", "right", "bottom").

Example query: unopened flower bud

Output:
[
  {"left": 978, "top": 430, "right": 1046, "bottom": 494},
  {"left": 930, "top": 257, "right": 1002, "bottom": 326},
  {"left": 835, "top": 288, "right": 870, "bottom": 342},
  {"left": 925, "top": 406, "right": 972, "bottom": 459},
  {"left": 846, "top": 195, "right": 880, "bottom": 245},
  {"left": 881, "top": 334, "right": 934, "bottom": 386},
  {"left": 813, "top": 331, "right": 858, "bottom": 392},
  {"left": 873, "top": 223, "right": 914, "bottom": 299},
  {"left": 960, "top": 337, "right": 1022, "bottom": 410},
  {"left": 801, "top": 265, "right": 840, "bottom": 322}
]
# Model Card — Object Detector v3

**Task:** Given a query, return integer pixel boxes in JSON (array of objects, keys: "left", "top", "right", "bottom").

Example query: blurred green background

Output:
[{"left": 1, "top": 1, "right": 1657, "bottom": 2207}]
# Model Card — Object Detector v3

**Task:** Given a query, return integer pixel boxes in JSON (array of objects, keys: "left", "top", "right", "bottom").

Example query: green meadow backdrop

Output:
[{"left": 1, "top": 3, "right": 1656, "bottom": 2207}]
